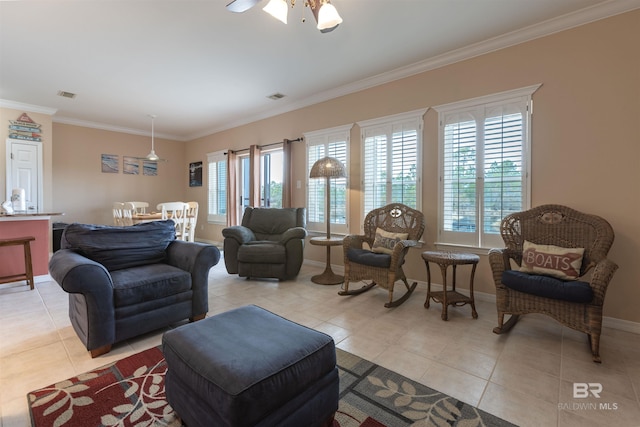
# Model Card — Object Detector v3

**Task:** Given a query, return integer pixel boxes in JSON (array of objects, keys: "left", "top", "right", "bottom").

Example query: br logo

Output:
[{"left": 573, "top": 383, "right": 603, "bottom": 398}]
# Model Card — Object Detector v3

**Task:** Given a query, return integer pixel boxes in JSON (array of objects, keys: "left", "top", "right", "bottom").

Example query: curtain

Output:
[
  {"left": 226, "top": 150, "right": 237, "bottom": 226},
  {"left": 249, "top": 144, "right": 261, "bottom": 207},
  {"left": 282, "top": 139, "right": 292, "bottom": 208}
]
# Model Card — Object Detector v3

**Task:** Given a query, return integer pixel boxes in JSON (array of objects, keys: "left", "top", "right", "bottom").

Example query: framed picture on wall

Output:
[
  {"left": 123, "top": 156, "right": 140, "bottom": 175},
  {"left": 143, "top": 161, "right": 158, "bottom": 176},
  {"left": 101, "top": 154, "right": 119, "bottom": 173},
  {"left": 189, "top": 161, "right": 203, "bottom": 187}
]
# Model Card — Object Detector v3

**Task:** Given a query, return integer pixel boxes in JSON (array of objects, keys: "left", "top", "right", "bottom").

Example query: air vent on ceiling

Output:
[
  {"left": 267, "top": 93, "right": 286, "bottom": 100},
  {"left": 57, "top": 90, "right": 77, "bottom": 99}
]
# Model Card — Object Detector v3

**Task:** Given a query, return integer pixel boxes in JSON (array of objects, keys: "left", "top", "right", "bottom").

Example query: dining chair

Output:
[
  {"left": 126, "top": 201, "right": 149, "bottom": 214},
  {"left": 157, "top": 202, "right": 189, "bottom": 240},
  {"left": 112, "top": 202, "right": 134, "bottom": 226},
  {"left": 185, "top": 201, "right": 199, "bottom": 242}
]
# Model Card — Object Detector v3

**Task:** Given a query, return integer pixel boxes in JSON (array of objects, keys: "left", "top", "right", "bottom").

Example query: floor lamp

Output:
[
  {"left": 309, "top": 156, "right": 346, "bottom": 238},
  {"left": 309, "top": 156, "right": 346, "bottom": 285}
]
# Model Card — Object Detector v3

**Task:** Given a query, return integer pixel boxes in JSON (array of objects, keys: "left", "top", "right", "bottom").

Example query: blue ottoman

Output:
[{"left": 162, "top": 305, "right": 338, "bottom": 427}]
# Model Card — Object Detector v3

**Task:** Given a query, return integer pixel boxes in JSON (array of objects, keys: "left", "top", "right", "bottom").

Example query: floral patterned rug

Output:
[{"left": 28, "top": 346, "right": 516, "bottom": 427}]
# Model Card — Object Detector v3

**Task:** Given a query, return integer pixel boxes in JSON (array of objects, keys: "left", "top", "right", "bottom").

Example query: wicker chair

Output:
[
  {"left": 339, "top": 203, "right": 425, "bottom": 307},
  {"left": 488, "top": 204, "right": 618, "bottom": 362}
]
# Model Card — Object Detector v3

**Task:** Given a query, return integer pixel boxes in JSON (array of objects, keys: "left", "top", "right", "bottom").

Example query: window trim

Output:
[
  {"left": 357, "top": 108, "right": 428, "bottom": 219},
  {"left": 206, "top": 150, "right": 227, "bottom": 224},
  {"left": 304, "top": 124, "right": 352, "bottom": 235},
  {"left": 434, "top": 84, "right": 541, "bottom": 250}
]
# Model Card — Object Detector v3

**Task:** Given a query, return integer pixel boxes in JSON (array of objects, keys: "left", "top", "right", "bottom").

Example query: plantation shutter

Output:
[
  {"left": 359, "top": 109, "right": 425, "bottom": 217},
  {"left": 207, "top": 151, "right": 227, "bottom": 223},
  {"left": 391, "top": 121, "right": 418, "bottom": 207},
  {"left": 436, "top": 85, "right": 537, "bottom": 248},
  {"left": 442, "top": 111, "right": 477, "bottom": 238},
  {"left": 363, "top": 127, "right": 388, "bottom": 214},
  {"left": 483, "top": 102, "right": 525, "bottom": 235}
]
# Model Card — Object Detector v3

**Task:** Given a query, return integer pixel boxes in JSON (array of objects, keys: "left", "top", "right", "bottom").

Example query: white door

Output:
[{"left": 6, "top": 139, "right": 42, "bottom": 212}]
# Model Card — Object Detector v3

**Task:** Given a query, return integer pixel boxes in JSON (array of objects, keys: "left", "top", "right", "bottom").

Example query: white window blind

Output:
[
  {"left": 207, "top": 151, "right": 227, "bottom": 224},
  {"left": 358, "top": 109, "right": 426, "bottom": 216},
  {"left": 436, "top": 85, "right": 540, "bottom": 248},
  {"left": 304, "top": 125, "right": 351, "bottom": 234}
]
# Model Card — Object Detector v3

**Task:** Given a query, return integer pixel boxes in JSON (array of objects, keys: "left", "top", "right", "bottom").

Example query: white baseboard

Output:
[{"left": 302, "top": 260, "right": 640, "bottom": 335}]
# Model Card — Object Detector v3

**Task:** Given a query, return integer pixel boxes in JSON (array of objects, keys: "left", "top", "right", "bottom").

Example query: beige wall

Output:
[
  {"left": 1, "top": 10, "right": 637, "bottom": 324},
  {"left": 49, "top": 123, "right": 186, "bottom": 225}
]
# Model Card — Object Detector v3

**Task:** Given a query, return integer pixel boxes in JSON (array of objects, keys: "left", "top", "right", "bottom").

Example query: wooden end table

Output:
[
  {"left": 310, "top": 236, "right": 344, "bottom": 285},
  {"left": 422, "top": 251, "right": 479, "bottom": 321}
]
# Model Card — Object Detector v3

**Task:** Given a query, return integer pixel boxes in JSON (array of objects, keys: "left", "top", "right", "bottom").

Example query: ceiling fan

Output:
[{"left": 226, "top": 0, "right": 342, "bottom": 33}]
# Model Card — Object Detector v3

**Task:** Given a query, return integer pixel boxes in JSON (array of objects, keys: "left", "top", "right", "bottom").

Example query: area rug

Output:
[{"left": 28, "top": 346, "right": 516, "bottom": 427}]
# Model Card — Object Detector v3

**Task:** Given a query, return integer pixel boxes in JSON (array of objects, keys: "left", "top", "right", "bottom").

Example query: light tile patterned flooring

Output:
[{"left": 1, "top": 261, "right": 639, "bottom": 427}]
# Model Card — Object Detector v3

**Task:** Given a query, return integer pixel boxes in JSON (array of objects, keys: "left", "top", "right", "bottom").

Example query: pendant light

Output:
[
  {"left": 317, "top": 1, "right": 342, "bottom": 30},
  {"left": 146, "top": 114, "right": 160, "bottom": 161}
]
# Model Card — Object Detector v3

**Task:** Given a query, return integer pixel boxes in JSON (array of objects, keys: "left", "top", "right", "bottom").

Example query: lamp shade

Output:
[
  {"left": 309, "top": 156, "right": 346, "bottom": 179},
  {"left": 317, "top": 2, "right": 342, "bottom": 30},
  {"left": 263, "top": 0, "right": 288, "bottom": 24}
]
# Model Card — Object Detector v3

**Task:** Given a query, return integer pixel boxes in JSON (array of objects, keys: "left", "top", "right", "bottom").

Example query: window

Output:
[
  {"left": 358, "top": 109, "right": 426, "bottom": 215},
  {"left": 435, "top": 84, "right": 540, "bottom": 248},
  {"left": 305, "top": 125, "right": 351, "bottom": 234},
  {"left": 236, "top": 147, "right": 284, "bottom": 214},
  {"left": 260, "top": 148, "right": 283, "bottom": 208},
  {"left": 207, "top": 150, "right": 227, "bottom": 224}
]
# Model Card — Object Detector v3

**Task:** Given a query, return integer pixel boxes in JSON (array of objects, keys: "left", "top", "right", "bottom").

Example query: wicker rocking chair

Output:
[
  {"left": 489, "top": 204, "right": 618, "bottom": 362},
  {"left": 339, "top": 203, "right": 425, "bottom": 307}
]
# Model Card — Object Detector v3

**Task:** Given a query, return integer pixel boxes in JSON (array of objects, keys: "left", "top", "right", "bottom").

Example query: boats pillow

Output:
[
  {"left": 519, "top": 240, "right": 584, "bottom": 280},
  {"left": 371, "top": 228, "right": 408, "bottom": 255}
]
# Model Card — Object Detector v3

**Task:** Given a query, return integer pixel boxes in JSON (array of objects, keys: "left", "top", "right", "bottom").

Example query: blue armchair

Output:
[{"left": 48, "top": 220, "right": 220, "bottom": 357}]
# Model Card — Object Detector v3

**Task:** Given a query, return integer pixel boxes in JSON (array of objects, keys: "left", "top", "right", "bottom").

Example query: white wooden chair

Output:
[
  {"left": 112, "top": 202, "right": 133, "bottom": 226},
  {"left": 126, "top": 201, "right": 149, "bottom": 214},
  {"left": 157, "top": 202, "right": 189, "bottom": 240},
  {"left": 185, "top": 201, "right": 199, "bottom": 242}
]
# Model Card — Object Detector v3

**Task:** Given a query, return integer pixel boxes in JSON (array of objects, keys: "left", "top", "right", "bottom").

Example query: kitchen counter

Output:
[{"left": 0, "top": 213, "right": 64, "bottom": 283}]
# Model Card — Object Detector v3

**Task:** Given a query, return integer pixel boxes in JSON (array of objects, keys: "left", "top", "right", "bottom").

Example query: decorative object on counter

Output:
[
  {"left": 0, "top": 200, "right": 14, "bottom": 215},
  {"left": 189, "top": 161, "right": 202, "bottom": 187},
  {"left": 11, "top": 188, "right": 26, "bottom": 212},
  {"left": 8, "top": 112, "right": 42, "bottom": 142},
  {"left": 101, "top": 154, "right": 119, "bottom": 173}
]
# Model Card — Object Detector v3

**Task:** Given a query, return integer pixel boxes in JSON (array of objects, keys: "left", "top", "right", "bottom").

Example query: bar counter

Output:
[{"left": 0, "top": 212, "right": 64, "bottom": 282}]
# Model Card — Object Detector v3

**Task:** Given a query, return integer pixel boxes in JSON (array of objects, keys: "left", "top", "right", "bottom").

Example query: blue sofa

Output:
[{"left": 49, "top": 220, "right": 220, "bottom": 357}]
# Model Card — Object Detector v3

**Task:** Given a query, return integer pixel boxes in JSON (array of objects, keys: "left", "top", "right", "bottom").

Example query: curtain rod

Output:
[{"left": 224, "top": 137, "right": 303, "bottom": 155}]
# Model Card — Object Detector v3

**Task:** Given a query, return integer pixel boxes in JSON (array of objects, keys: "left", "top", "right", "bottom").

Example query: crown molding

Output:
[
  {"left": 0, "top": 99, "right": 58, "bottom": 116},
  {"left": 53, "top": 116, "right": 185, "bottom": 141}
]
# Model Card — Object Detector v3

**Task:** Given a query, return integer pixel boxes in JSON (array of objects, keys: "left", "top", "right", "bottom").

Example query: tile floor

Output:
[{"left": 1, "top": 261, "right": 639, "bottom": 427}]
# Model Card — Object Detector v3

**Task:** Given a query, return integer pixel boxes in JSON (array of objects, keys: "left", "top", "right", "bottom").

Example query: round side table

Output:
[
  {"left": 422, "top": 251, "right": 480, "bottom": 321},
  {"left": 310, "top": 236, "right": 344, "bottom": 285}
]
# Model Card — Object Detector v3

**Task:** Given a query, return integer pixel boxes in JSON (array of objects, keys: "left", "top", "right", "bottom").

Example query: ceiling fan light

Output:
[
  {"left": 263, "top": 0, "right": 288, "bottom": 24},
  {"left": 317, "top": 2, "right": 342, "bottom": 30},
  {"left": 146, "top": 150, "right": 160, "bottom": 161}
]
